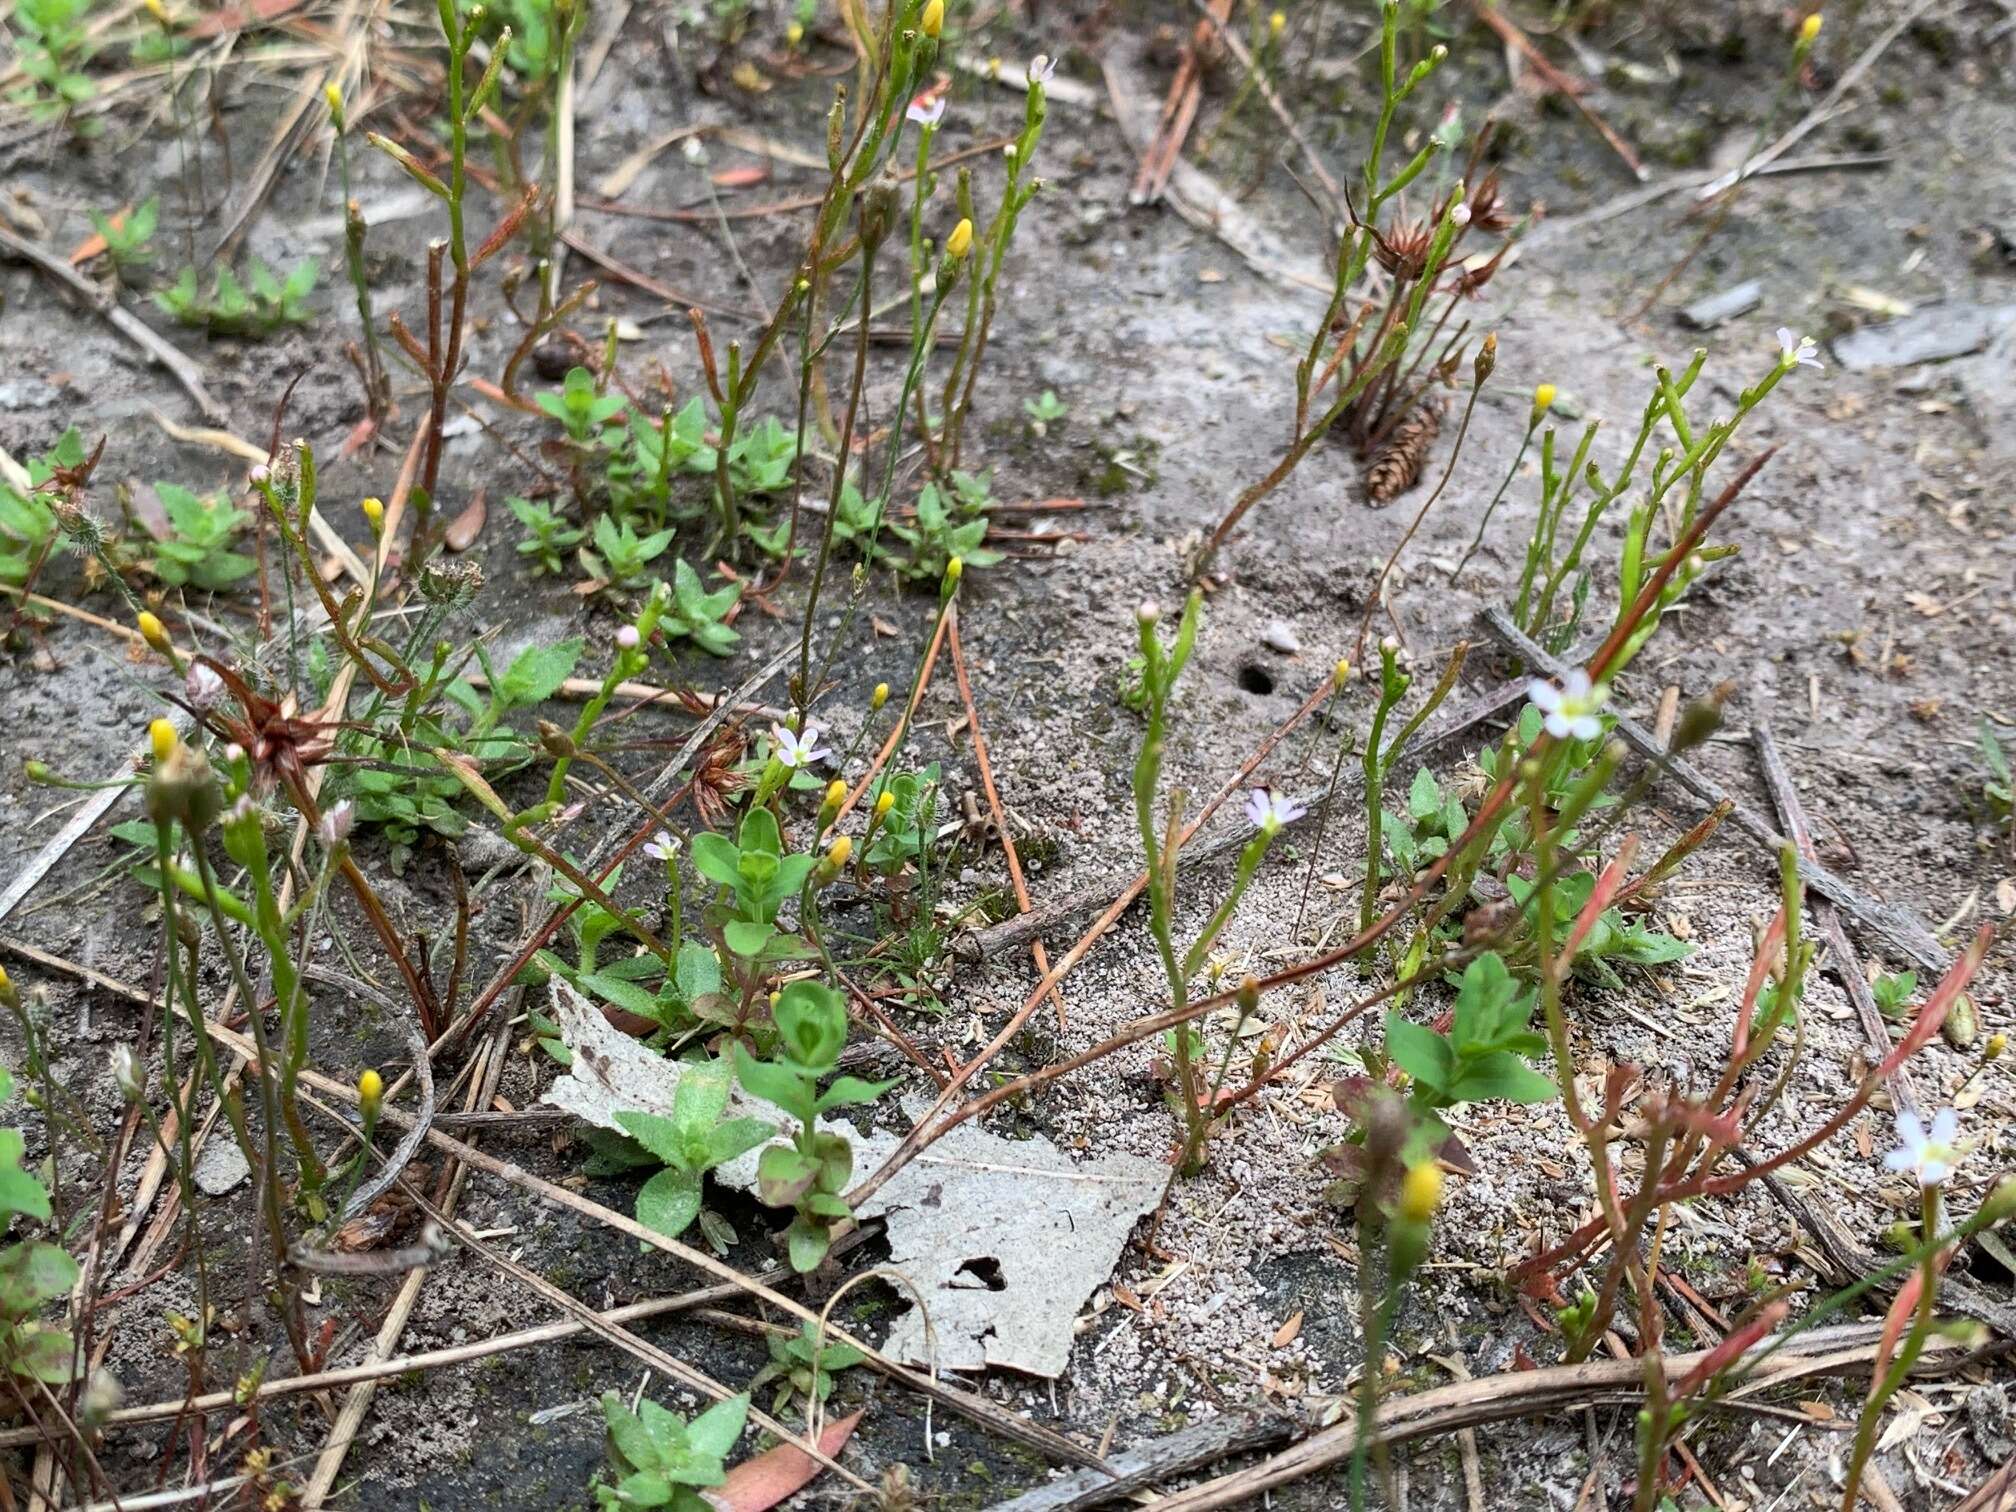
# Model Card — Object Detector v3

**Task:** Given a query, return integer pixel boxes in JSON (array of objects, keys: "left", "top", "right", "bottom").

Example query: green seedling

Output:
[
  {"left": 156, "top": 261, "right": 317, "bottom": 337},
  {"left": 1871, "top": 971, "right": 1918, "bottom": 1020},
  {"left": 660, "top": 558, "right": 741, "bottom": 655},
  {"left": 139, "top": 484, "right": 255, "bottom": 591},
  {"left": 1023, "top": 388, "right": 1067, "bottom": 434},
  {"left": 89, "top": 198, "right": 158, "bottom": 272},
  {"left": 585, "top": 515, "right": 673, "bottom": 589},
  {"left": 887, "top": 479, "right": 999, "bottom": 582},
  {"left": 537, "top": 366, "right": 627, "bottom": 447},
  {"left": 0, "top": 430, "right": 82, "bottom": 587},
  {"left": 10, "top": 0, "right": 96, "bottom": 123},
  {"left": 1383, "top": 952, "right": 1555, "bottom": 1138},
  {"left": 748, "top": 1318, "right": 866, "bottom": 1414},
  {"left": 733, "top": 980, "right": 895, "bottom": 1271},
  {"left": 507, "top": 497, "right": 585, "bottom": 575},
  {"left": 593, "top": 1389, "right": 749, "bottom": 1512},
  {"left": 0, "top": 1066, "right": 77, "bottom": 1386},
  {"left": 614, "top": 1060, "right": 772, "bottom": 1242},
  {"left": 1979, "top": 718, "right": 2012, "bottom": 833}
]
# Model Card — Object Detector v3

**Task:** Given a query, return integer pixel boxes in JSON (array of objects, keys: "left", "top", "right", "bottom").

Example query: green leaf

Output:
[
  {"left": 785, "top": 1214, "right": 830, "bottom": 1273},
  {"left": 689, "top": 833, "right": 742, "bottom": 889},
  {"left": 723, "top": 919, "right": 774, "bottom": 958},
  {"left": 614, "top": 1112, "right": 690, "bottom": 1169},
  {"left": 1407, "top": 767, "right": 1441, "bottom": 822},
  {"left": 736, "top": 805, "right": 782, "bottom": 858},
  {"left": 684, "top": 1392, "right": 749, "bottom": 1462},
  {"left": 733, "top": 1043, "right": 813, "bottom": 1125},
  {"left": 498, "top": 637, "right": 585, "bottom": 707},
  {"left": 1447, "top": 1050, "right": 1557, "bottom": 1105},
  {"left": 1383, "top": 1013, "right": 1455, "bottom": 1092},
  {"left": 705, "top": 1117, "right": 772, "bottom": 1168},
  {"left": 635, "top": 1166, "right": 702, "bottom": 1239}
]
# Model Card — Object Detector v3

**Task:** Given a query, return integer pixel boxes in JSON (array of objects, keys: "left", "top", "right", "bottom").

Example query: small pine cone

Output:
[{"left": 1364, "top": 402, "right": 1443, "bottom": 506}]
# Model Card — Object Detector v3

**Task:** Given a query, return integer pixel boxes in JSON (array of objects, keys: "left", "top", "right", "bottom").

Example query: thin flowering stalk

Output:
[
  {"left": 545, "top": 598, "right": 664, "bottom": 806},
  {"left": 1359, "top": 641, "right": 1409, "bottom": 934},
  {"left": 1451, "top": 382, "right": 1550, "bottom": 579}
]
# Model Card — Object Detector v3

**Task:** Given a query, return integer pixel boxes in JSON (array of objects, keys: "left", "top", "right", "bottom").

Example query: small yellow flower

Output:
[
  {"left": 358, "top": 1068, "right": 384, "bottom": 1118},
  {"left": 0, "top": 965, "right": 15, "bottom": 1009},
  {"left": 1533, "top": 382, "right": 1557, "bottom": 416},
  {"left": 1987, "top": 1032, "right": 2007, "bottom": 1061},
  {"left": 360, "top": 496, "right": 385, "bottom": 533},
  {"left": 1398, "top": 1161, "right": 1443, "bottom": 1223},
  {"left": 823, "top": 778, "right": 847, "bottom": 810},
  {"left": 1333, "top": 658, "right": 1351, "bottom": 688},
  {"left": 785, "top": 19, "right": 804, "bottom": 45},
  {"left": 874, "top": 790, "right": 896, "bottom": 820},
  {"left": 826, "top": 835, "right": 853, "bottom": 866},
  {"left": 1268, "top": 9, "right": 1284, "bottom": 35},
  {"left": 920, "top": 0, "right": 943, "bottom": 36},
  {"left": 324, "top": 82, "right": 343, "bottom": 119},
  {"left": 945, "top": 217, "right": 974, "bottom": 259},
  {"left": 870, "top": 682, "right": 890, "bottom": 711},
  {"left": 137, "top": 611, "right": 171, "bottom": 654},
  {"left": 149, "top": 718, "right": 177, "bottom": 764},
  {"left": 1798, "top": 13, "right": 1821, "bottom": 43}
]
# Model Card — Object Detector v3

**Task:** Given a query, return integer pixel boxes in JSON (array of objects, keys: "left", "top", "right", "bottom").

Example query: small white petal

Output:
[{"left": 1527, "top": 680, "right": 1564, "bottom": 713}]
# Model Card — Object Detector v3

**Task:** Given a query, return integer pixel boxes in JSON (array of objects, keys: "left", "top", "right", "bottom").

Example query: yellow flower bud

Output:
[
  {"left": 0, "top": 965, "right": 15, "bottom": 1009},
  {"left": 358, "top": 1068, "right": 383, "bottom": 1118},
  {"left": 944, "top": 555, "right": 964, "bottom": 586},
  {"left": 149, "top": 718, "right": 177, "bottom": 764},
  {"left": 874, "top": 791, "right": 896, "bottom": 819},
  {"left": 823, "top": 778, "right": 847, "bottom": 811},
  {"left": 1333, "top": 658, "right": 1351, "bottom": 688},
  {"left": 360, "top": 496, "right": 385, "bottom": 533},
  {"left": 142, "top": 0, "right": 171, "bottom": 22},
  {"left": 1798, "top": 12, "right": 1821, "bottom": 42},
  {"left": 1987, "top": 1032, "right": 2007, "bottom": 1061},
  {"left": 945, "top": 218, "right": 974, "bottom": 259},
  {"left": 1398, "top": 1161, "right": 1443, "bottom": 1224},
  {"left": 324, "top": 82, "right": 343, "bottom": 118},
  {"left": 825, "top": 835, "right": 853, "bottom": 867},
  {"left": 785, "top": 19, "right": 804, "bottom": 44},
  {"left": 870, "top": 682, "right": 890, "bottom": 711},
  {"left": 1268, "top": 9, "right": 1284, "bottom": 35},
  {"left": 920, "top": 0, "right": 943, "bottom": 36},
  {"left": 1533, "top": 383, "right": 1556, "bottom": 414},
  {"left": 137, "top": 611, "right": 171, "bottom": 654}
]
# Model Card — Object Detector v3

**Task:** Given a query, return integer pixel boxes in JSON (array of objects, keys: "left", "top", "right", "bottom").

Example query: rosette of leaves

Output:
[
  {"left": 733, "top": 981, "right": 895, "bottom": 1271},
  {"left": 593, "top": 1389, "right": 748, "bottom": 1512},
  {"left": 861, "top": 766, "right": 939, "bottom": 876},
  {"left": 748, "top": 1318, "right": 865, "bottom": 1414},
  {"left": 1502, "top": 872, "right": 1689, "bottom": 987},
  {"left": 1383, "top": 953, "right": 1556, "bottom": 1135},
  {"left": 613, "top": 1061, "right": 771, "bottom": 1242},
  {"left": 887, "top": 479, "right": 1001, "bottom": 582},
  {"left": 660, "top": 558, "right": 741, "bottom": 656}
]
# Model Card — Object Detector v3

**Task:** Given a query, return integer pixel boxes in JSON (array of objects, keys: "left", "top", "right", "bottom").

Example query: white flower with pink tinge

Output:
[
  {"left": 772, "top": 723, "right": 830, "bottom": 769},
  {"left": 1527, "top": 670, "right": 1607, "bottom": 741},
  {"left": 906, "top": 93, "right": 946, "bottom": 127},
  {"left": 1777, "top": 327, "right": 1823, "bottom": 372},
  {"left": 1244, "top": 787, "right": 1306, "bottom": 835},
  {"left": 1884, "top": 1108, "right": 1964, "bottom": 1188}
]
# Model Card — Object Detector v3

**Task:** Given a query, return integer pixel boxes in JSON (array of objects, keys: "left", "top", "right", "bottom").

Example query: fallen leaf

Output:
[
  {"left": 712, "top": 165, "right": 770, "bottom": 189},
  {"left": 709, "top": 1410, "right": 861, "bottom": 1512},
  {"left": 1271, "top": 1311, "right": 1303, "bottom": 1348},
  {"left": 545, "top": 986, "right": 1170, "bottom": 1376},
  {"left": 444, "top": 490, "right": 487, "bottom": 553}
]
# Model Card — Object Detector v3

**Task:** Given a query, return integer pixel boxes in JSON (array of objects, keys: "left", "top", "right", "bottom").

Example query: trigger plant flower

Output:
[
  {"left": 1244, "top": 787, "right": 1306, "bottom": 836},
  {"left": 643, "top": 830, "right": 680, "bottom": 863},
  {"left": 317, "top": 800, "right": 354, "bottom": 848},
  {"left": 1776, "top": 328, "right": 1823, "bottom": 372},
  {"left": 1527, "top": 670, "right": 1608, "bottom": 741},
  {"left": 906, "top": 93, "right": 946, "bottom": 127},
  {"left": 1028, "top": 53, "right": 1056, "bottom": 85},
  {"left": 1884, "top": 1107, "right": 1965, "bottom": 1188},
  {"left": 771, "top": 723, "right": 830, "bottom": 769}
]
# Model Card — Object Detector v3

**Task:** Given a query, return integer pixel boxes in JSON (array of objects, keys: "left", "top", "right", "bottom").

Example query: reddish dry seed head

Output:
[
  {"left": 195, "top": 657, "right": 336, "bottom": 796},
  {"left": 1372, "top": 219, "right": 1433, "bottom": 281}
]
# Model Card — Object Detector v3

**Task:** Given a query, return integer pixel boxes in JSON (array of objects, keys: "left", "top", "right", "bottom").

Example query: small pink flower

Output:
[
  {"left": 616, "top": 625, "right": 641, "bottom": 650},
  {"left": 318, "top": 800, "right": 354, "bottom": 848},
  {"left": 906, "top": 92, "right": 946, "bottom": 127},
  {"left": 1244, "top": 787, "right": 1306, "bottom": 834},
  {"left": 772, "top": 723, "right": 830, "bottom": 769}
]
